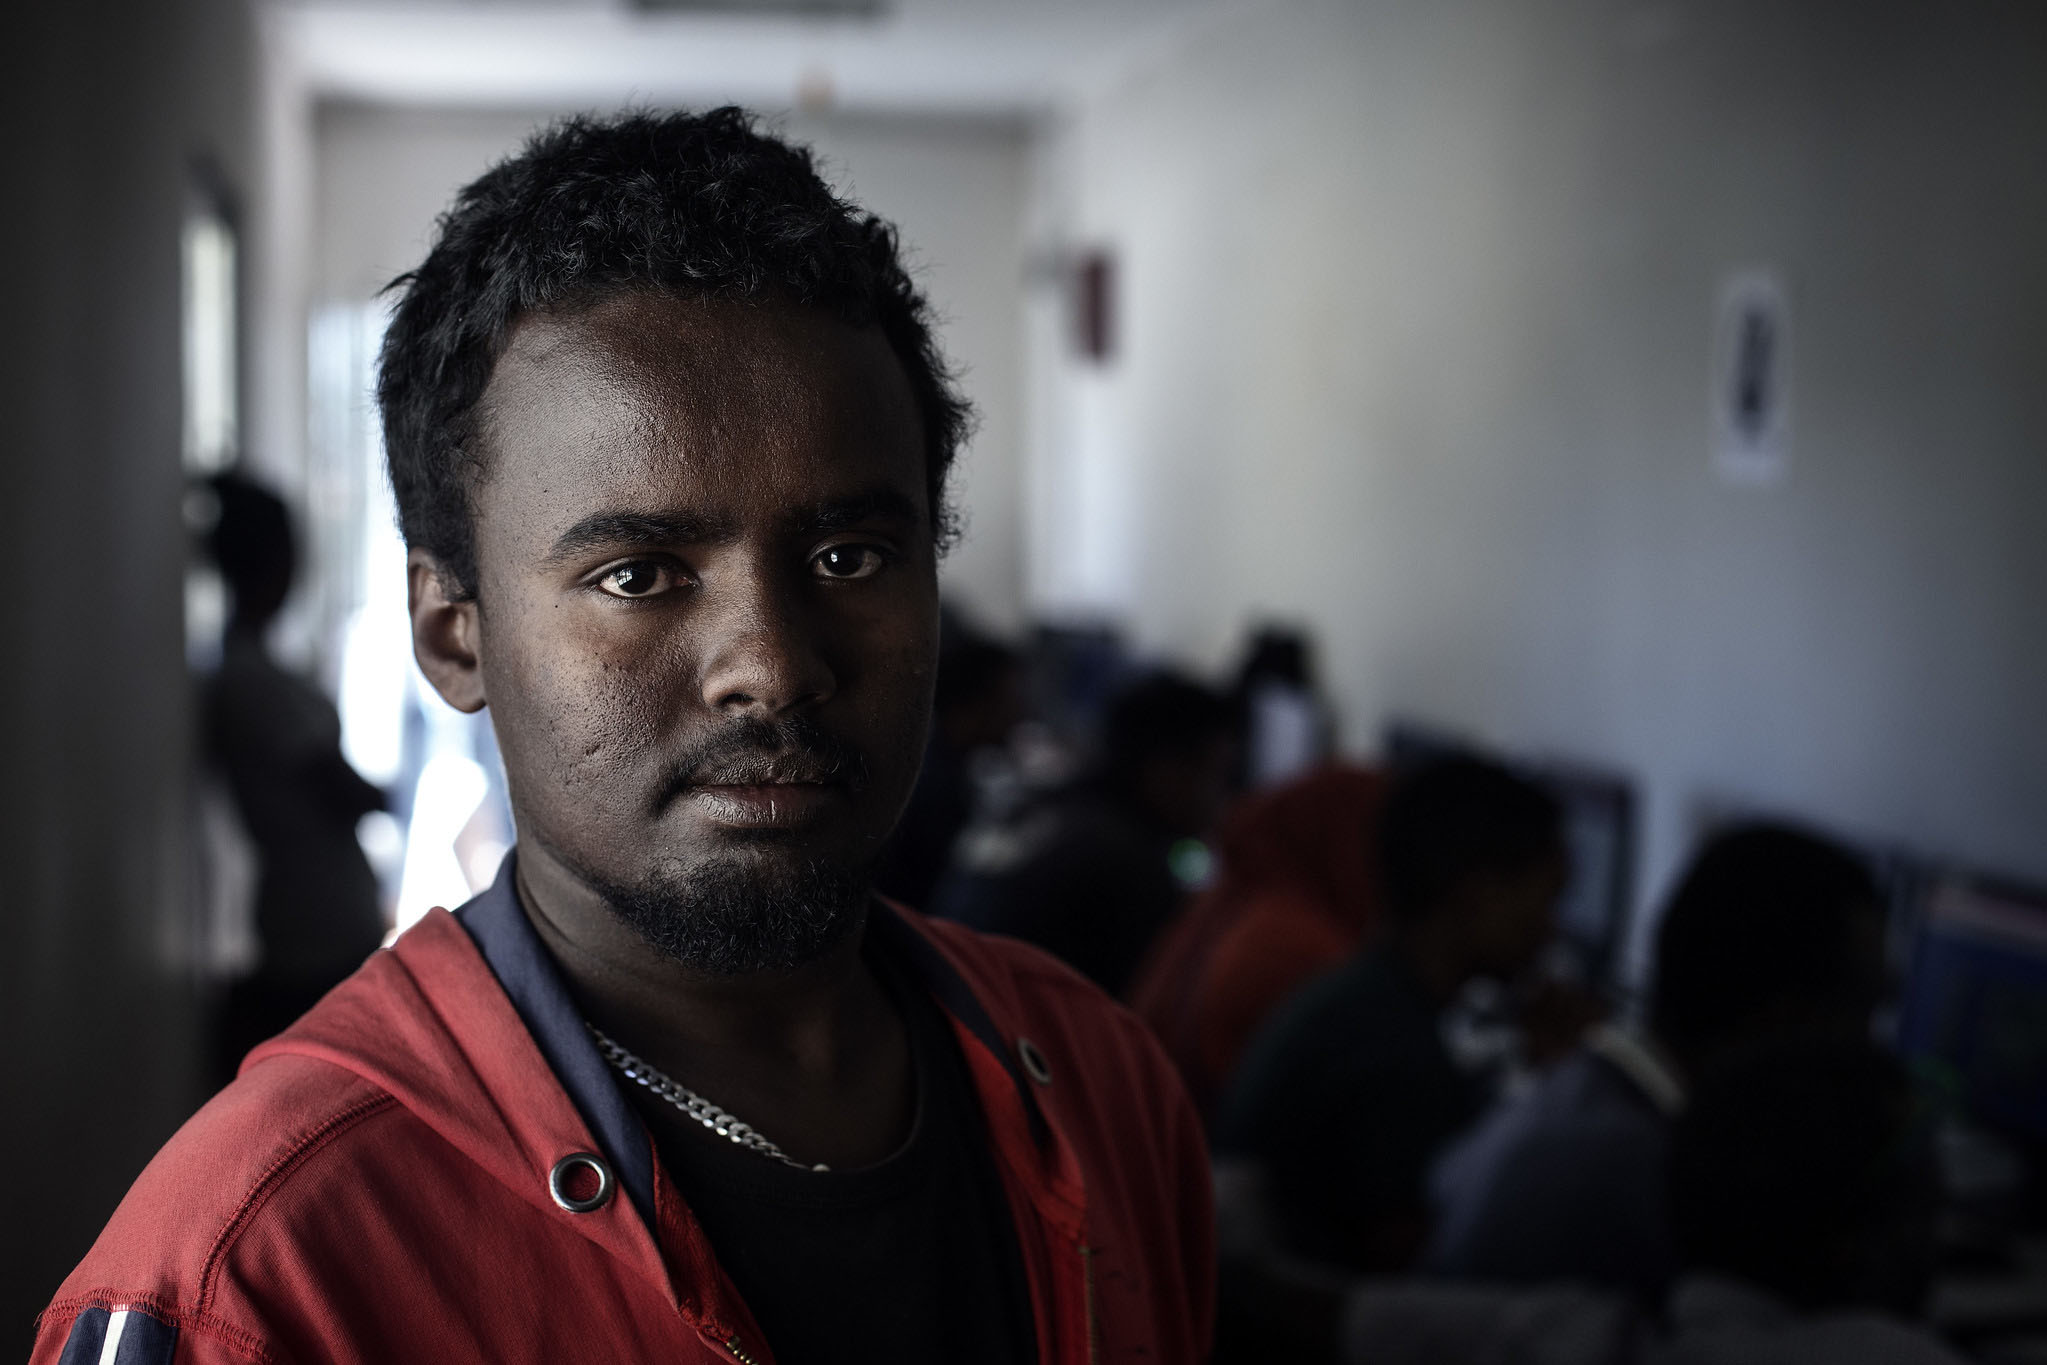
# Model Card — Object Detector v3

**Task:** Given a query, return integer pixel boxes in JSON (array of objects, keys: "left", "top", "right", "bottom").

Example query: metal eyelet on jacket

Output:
[
  {"left": 548, "top": 1152, "right": 615, "bottom": 1213},
  {"left": 1017, "top": 1037, "right": 1053, "bottom": 1086}
]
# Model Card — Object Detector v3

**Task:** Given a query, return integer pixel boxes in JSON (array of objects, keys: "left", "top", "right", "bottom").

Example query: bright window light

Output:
[
  {"left": 181, "top": 211, "right": 237, "bottom": 473},
  {"left": 395, "top": 753, "right": 491, "bottom": 933}
]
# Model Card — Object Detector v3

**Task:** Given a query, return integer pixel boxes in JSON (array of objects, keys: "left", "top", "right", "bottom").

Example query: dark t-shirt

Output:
[
  {"left": 1216, "top": 948, "right": 1487, "bottom": 1272},
  {"left": 629, "top": 951, "right": 1037, "bottom": 1365}
]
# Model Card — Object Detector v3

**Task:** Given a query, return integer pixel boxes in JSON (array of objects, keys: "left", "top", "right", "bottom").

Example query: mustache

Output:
[{"left": 654, "top": 715, "right": 871, "bottom": 802}]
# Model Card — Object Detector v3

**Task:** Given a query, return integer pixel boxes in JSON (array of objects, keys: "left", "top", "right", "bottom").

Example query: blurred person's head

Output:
[
  {"left": 934, "top": 634, "right": 1026, "bottom": 753},
  {"left": 1649, "top": 823, "right": 1887, "bottom": 1074},
  {"left": 1670, "top": 1037, "right": 1938, "bottom": 1317},
  {"left": 1099, "top": 672, "right": 1238, "bottom": 838},
  {"left": 377, "top": 109, "right": 964, "bottom": 975},
  {"left": 1379, "top": 757, "right": 1568, "bottom": 991},
  {"left": 203, "top": 471, "right": 295, "bottom": 631},
  {"left": 1233, "top": 626, "right": 1314, "bottom": 694}
]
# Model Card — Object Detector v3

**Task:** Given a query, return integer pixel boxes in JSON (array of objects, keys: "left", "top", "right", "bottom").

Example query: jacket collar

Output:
[
  {"left": 864, "top": 898, "right": 1054, "bottom": 1148},
  {"left": 454, "top": 852, "right": 1059, "bottom": 1213},
  {"left": 456, "top": 855, "right": 661, "bottom": 1227}
]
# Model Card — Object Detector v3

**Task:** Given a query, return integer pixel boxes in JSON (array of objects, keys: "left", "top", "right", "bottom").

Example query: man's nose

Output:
[{"left": 695, "top": 576, "right": 837, "bottom": 719}]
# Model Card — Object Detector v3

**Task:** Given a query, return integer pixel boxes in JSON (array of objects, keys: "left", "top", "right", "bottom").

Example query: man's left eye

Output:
[{"left": 813, "top": 545, "right": 885, "bottom": 580}]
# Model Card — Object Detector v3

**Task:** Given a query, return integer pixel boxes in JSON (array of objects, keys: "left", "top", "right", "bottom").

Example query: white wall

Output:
[
  {"left": 245, "top": 10, "right": 317, "bottom": 504},
  {"left": 797, "top": 116, "right": 1031, "bottom": 636},
  {"left": 1026, "top": 0, "right": 2047, "bottom": 964},
  {"left": 313, "top": 103, "right": 1031, "bottom": 633}
]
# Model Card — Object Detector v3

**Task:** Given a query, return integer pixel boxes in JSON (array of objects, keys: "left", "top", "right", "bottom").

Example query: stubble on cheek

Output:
[
  {"left": 483, "top": 562, "right": 940, "bottom": 876},
  {"left": 488, "top": 603, "right": 684, "bottom": 854}
]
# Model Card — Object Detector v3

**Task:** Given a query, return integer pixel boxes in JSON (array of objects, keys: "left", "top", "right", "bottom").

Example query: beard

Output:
[
  {"left": 534, "top": 712, "right": 889, "bottom": 973},
  {"left": 576, "top": 843, "right": 874, "bottom": 975}
]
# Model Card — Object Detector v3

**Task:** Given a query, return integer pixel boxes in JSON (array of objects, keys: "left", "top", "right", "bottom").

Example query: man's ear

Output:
[{"left": 409, "top": 550, "right": 487, "bottom": 714}]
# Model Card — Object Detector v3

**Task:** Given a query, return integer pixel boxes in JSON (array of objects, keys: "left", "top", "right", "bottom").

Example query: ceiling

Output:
[{"left": 274, "top": 0, "right": 1260, "bottom": 118}]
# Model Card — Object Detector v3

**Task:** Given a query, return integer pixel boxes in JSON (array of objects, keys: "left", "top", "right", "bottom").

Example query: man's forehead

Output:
[
  {"left": 473, "top": 291, "right": 925, "bottom": 532},
  {"left": 486, "top": 291, "right": 871, "bottom": 421}
]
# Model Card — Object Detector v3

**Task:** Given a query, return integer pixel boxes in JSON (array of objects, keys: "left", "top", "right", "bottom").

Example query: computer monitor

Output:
[
  {"left": 1539, "top": 764, "right": 1638, "bottom": 991},
  {"left": 1896, "top": 875, "right": 2047, "bottom": 1140}
]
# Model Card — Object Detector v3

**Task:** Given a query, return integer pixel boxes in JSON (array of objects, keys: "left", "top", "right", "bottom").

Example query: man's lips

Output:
[
  {"left": 680, "top": 779, "right": 845, "bottom": 829},
  {"left": 651, "top": 718, "right": 871, "bottom": 825}
]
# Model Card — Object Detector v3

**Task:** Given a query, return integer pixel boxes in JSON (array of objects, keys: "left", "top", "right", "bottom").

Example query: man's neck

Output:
[{"left": 514, "top": 845, "right": 913, "bottom": 1172}]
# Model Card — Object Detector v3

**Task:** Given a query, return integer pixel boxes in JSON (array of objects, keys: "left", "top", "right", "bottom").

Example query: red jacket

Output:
[{"left": 34, "top": 900, "right": 1214, "bottom": 1364}]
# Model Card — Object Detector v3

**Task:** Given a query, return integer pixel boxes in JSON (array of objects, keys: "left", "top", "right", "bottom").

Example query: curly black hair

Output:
[{"left": 376, "top": 107, "right": 969, "bottom": 600}]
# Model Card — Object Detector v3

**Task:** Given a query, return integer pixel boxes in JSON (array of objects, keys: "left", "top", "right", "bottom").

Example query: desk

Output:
[{"left": 1933, "top": 1237, "right": 2047, "bottom": 1361}]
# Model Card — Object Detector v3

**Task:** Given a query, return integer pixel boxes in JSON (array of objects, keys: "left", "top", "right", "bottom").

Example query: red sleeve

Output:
[{"left": 33, "top": 1301, "right": 272, "bottom": 1365}]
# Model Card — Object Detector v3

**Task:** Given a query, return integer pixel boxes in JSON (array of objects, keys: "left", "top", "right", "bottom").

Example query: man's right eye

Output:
[{"left": 595, "top": 561, "right": 678, "bottom": 599}]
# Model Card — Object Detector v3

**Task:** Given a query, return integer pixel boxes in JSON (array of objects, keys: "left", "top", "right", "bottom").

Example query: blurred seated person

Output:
[
  {"left": 933, "top": 670, "right": 1236, "bottom": 996},
  {"left": 1129, "top": 763, "right": 1388, "bottom": 1120},
  {"left": 873, "top": 629, "right": 1027, "bottom": 910},
  {"left": 1427, "top": 823, "right": 1890, "bottom": 1299},
  {"left": 1212, "top": 1157, "right": 1638, "bottom": 1365},
  {"left": 200, "top": 472, "right": 388, "bottom": 1081},
  {"left": 1645, "top": 1035, "right": 1956, "bottom": 1364},
  {"left": 1213, "top": 1037, "right": 1950, "bottom": 1365},
  {"left": 1215, "top": 756, "right": 1568, "bottom": 1273}
]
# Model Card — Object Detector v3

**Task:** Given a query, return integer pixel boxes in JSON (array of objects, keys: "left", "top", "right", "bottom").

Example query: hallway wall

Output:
[
  {"left": 0, "top": 0, "right": 262, "bottom": 1346},
  {"left": 1026, "top": 0, "right": 2047, "bottom": 964}
]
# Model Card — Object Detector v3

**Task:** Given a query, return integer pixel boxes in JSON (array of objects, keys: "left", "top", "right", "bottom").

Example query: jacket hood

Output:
[{"left": 1211, "top": 763, "right": 1385, "bottom": 926}]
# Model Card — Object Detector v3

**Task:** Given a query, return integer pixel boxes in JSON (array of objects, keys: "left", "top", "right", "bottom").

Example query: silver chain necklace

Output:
[{"left": 585, "top": 1022, "right": 829, "bottom": 1173}]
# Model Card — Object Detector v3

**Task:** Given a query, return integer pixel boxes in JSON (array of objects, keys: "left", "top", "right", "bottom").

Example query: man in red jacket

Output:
[{"left": 35, "top": 109, "right": 1213, "bottom": 1365}]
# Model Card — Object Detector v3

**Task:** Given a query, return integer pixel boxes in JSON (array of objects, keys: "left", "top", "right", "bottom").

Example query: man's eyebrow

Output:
[
  {"left": 795, "top": 489, "right": 924, "bottom": 535},
  {"left": 542, "top": 510, "right": 738, "bottom": 564}
]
